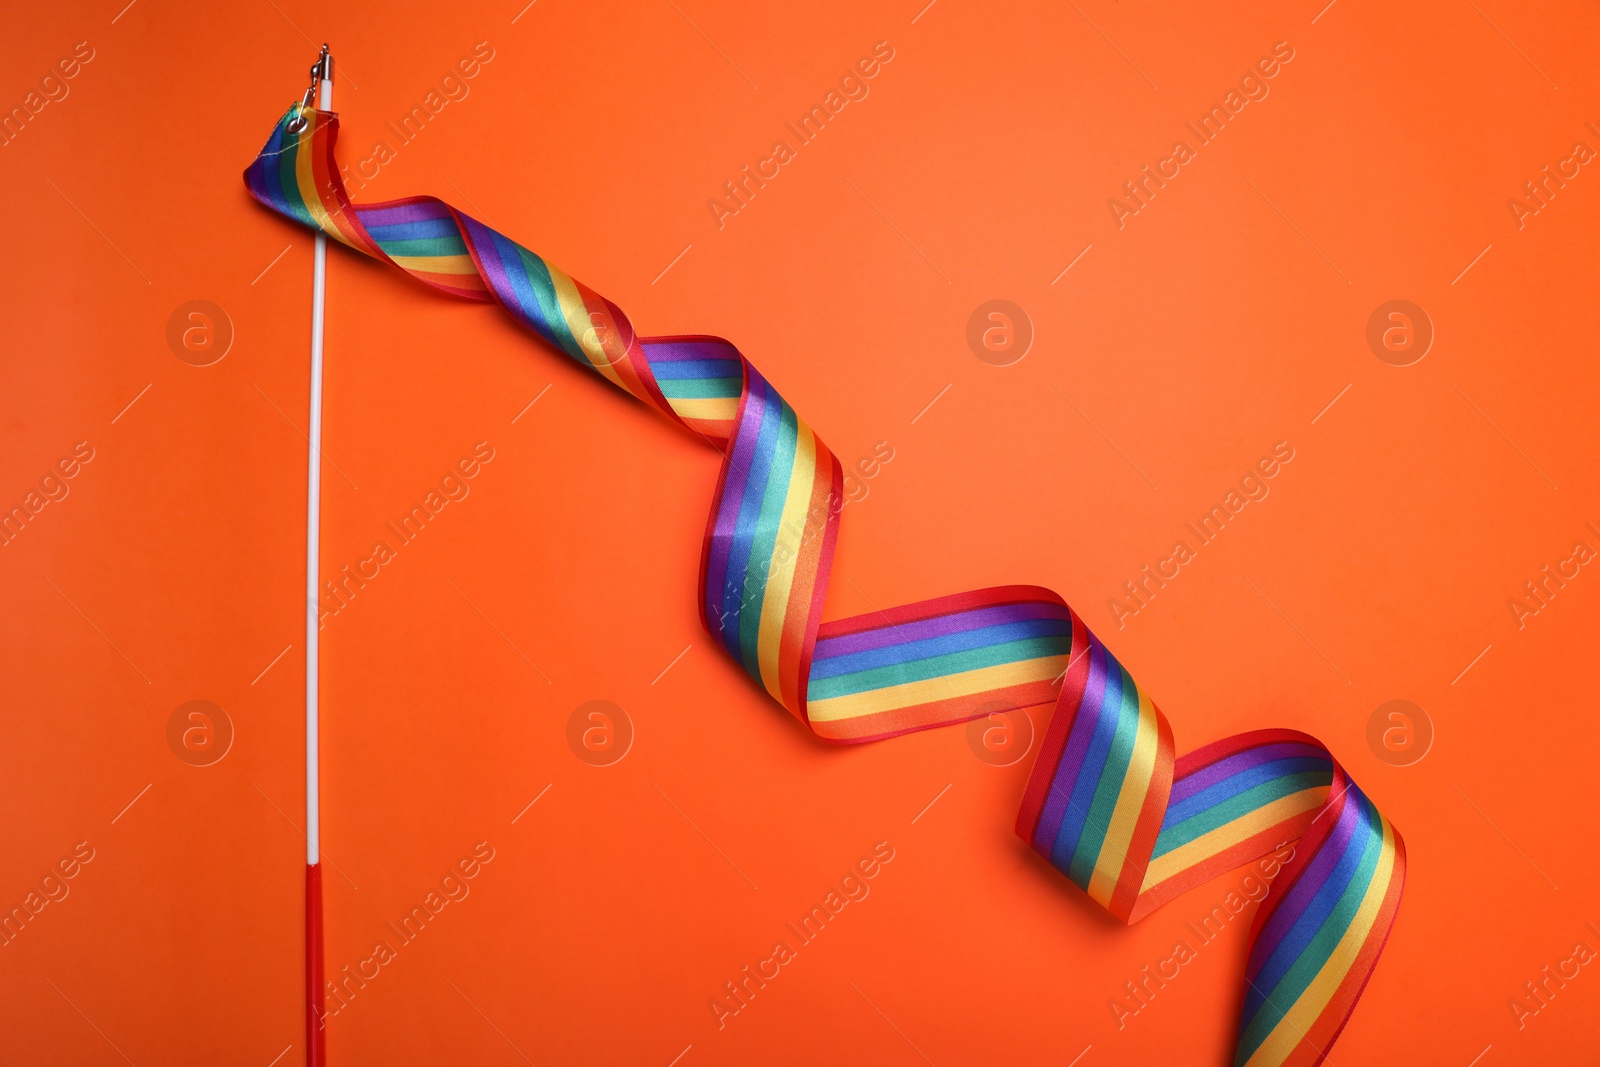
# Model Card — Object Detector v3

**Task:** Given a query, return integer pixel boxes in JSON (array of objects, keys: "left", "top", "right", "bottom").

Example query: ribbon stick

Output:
[{"left": 247, "top": 98, "right": 1403, "bottom": 1067}]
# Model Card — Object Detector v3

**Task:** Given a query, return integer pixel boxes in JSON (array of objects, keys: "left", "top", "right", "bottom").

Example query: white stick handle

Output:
[{"left": 306, "top": 67, "right": 332, "bottom": 867}]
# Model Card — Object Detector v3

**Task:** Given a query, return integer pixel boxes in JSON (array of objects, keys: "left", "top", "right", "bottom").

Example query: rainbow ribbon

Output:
[{"left": 248, "top": 103, "right": 1404, "bottom": 1066}]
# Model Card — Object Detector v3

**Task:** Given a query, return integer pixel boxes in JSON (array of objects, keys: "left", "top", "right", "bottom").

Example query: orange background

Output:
[{"left": 3, "top": 1, "right": 1599, "bottom": 1063}]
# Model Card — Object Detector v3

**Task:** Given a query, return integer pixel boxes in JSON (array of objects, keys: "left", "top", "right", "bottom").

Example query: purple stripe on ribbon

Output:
[
  {"left": 1032, "top": 636, "right": 1110, "bottom": 853},
  {"left": 641, "top": 338, "right": 740, "bottom": 362},
  {"left": 814, "top": 600, "right": 1069, "bottom": 660},
  {"left": 1169, "top": 742, "right": 1329, "bottom": 806},
  {"left": 356, "top": 200, "right": 455, "bottom": 227}
]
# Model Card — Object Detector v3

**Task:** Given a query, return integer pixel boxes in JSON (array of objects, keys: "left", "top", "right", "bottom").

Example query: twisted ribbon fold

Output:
[{"left": 247, "top": 104, "right": 1404, "bottom": 1067}]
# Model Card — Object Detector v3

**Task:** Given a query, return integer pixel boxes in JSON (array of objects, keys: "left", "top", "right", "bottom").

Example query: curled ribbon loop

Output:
[{"left": 247, "top": 106, "right": 1404, "bottom": 1066}]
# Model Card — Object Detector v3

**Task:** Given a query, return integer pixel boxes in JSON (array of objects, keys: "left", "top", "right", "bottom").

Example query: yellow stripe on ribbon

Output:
[
  {"left": 806, "top": 655, "right": 1070, "bottom": 723},
  {"left": 1087, "top": 689, "right": 1161, "bottom": 906}
]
